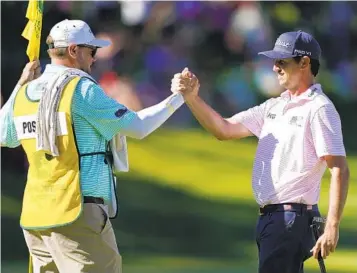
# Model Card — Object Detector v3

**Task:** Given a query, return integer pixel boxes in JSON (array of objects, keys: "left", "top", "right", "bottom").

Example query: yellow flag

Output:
[{"left": 22, "top": 0, "right": 44, "bottom": 61}]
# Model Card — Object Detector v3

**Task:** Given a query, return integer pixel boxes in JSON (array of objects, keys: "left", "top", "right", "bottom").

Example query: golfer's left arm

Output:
[
  {"left": 324, "top": 155, "right": 350, "bottom": 227},
  {"left": 310, "top": 103, "right": 350, "bottom": 258},
  {"left": 311, "top": 103, "right": 350, "bottom": 227}
]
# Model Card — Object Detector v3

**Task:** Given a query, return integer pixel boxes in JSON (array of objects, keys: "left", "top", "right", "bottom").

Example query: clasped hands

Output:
[{"left": 171, "top": 68, "right": 200, "bottom": 98}]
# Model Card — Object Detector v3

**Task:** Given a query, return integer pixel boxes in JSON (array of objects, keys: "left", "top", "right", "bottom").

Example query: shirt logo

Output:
[
  {"left": 289, "top": 116, "right": 304, "bottom": 127},
  {"left": 267, "top": 113, "right": 276, "bottom": 120},
  {"left": 115, "top": 108, "right": 128, "bottom": 118}
]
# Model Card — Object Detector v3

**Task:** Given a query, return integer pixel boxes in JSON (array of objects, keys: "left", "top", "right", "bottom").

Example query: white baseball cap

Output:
[{"left": 49, "top": 19, "right": 111, "bottom": 48}]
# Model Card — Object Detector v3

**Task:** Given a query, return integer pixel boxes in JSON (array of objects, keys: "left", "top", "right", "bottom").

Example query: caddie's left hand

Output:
[
  {"left": 18, "top": 59, "right": 42, "bottom": 86},
  {"left": 311, "top": 224, "right": 339, "bottom": 259}
]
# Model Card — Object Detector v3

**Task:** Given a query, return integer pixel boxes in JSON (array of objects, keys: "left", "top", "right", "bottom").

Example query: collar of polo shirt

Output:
[{"left": 280, "top": 83, "right": 322, "bottom": 101}]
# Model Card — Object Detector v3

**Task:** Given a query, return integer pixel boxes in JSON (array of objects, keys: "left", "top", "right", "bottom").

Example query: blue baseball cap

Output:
[{"left": 258, "top": 30, "right": 321, "bottom": 61}]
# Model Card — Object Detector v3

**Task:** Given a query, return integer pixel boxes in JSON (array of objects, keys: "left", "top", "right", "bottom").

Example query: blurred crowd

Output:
[{"left": 2, "top": 1, "right": 357, "bottom": 127}]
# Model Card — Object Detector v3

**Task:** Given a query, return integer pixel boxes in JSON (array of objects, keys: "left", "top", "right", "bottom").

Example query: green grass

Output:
[{"left": 2, "top": 129, "right": 356, "bottom": 273}]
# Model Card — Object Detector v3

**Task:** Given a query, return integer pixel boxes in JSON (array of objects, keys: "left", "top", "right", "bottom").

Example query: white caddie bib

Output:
[{"left": 14, "top": 112, "right": 68, "bottom": 140}]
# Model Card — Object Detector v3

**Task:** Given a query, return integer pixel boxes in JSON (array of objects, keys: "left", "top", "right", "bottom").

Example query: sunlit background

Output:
[{"left": 1, "top": 1, "right": 356, "bottom": 273}]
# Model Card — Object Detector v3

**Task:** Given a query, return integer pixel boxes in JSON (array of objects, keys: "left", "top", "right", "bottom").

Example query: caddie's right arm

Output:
[
  {"left": 1, "top": 60, "right": 41, "bottom": 147},
  {"left": 0, "top": 84, "right": 21, "bottom": 147},
  {"left": 73, "top": 78, "right": 185, "bottom": 142}
]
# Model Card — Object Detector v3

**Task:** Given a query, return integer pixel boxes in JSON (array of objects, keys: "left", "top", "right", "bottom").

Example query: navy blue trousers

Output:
[{"left": 256, "top": 208, "right": 320, "bottom": 273}]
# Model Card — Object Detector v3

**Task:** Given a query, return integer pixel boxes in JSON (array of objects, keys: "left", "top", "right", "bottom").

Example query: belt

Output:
[
  {"left": 83, "top": 196, "right": 104, "bottom": 205},
  {"left": 259, "top": 203, "right": 318, "bottom": 215}
]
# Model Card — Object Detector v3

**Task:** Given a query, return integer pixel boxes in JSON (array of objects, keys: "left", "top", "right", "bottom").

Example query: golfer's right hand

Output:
[
  {"left": 170, "top": 68, "right": 200, "bottom": 98},
  {"left": 18, "top": 60, "right": 42, "bottom": 86}
]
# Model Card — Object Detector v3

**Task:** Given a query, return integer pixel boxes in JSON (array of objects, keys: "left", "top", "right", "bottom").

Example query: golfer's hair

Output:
[
  {"left": 46, "top": 35, "right": 67, "bottom": 59},
  {"left": 293, "top": 56, "right": 320, "bottom": 77}
]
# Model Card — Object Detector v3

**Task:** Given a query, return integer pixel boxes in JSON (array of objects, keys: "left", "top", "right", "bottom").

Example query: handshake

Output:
[{"left": 171, "top": 67, "right": 200, "bottom": 98}]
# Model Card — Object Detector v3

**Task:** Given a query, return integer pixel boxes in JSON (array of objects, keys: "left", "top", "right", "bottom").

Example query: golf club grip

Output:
[
  {"left": 312, "top": 224, "right": 327, "bottom": 273},
  {"left": 317, "top": 255, "right": 327, "bottom": 273}
]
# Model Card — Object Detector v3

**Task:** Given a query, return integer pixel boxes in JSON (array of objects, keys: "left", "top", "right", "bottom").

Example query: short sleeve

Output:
[
  {"left": 310, "top": 104, "right": 346, "bottom": 158},
  {"left": 72, "top": 78, "right": 137, "bottom": 140},
  {"left": 229, "top": 99, "right": 273, "bottom": 137},
  {"left": 0, "top": 85, "right": 21, "bottom": 148}
]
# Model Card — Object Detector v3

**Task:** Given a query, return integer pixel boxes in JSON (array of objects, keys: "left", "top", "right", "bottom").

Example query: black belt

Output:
[
  {"left": 83, "top": 196, "right": 104, "bottom": 205},
  {"left": 259, "top": 203, "right": 318, "bottom": 215}
]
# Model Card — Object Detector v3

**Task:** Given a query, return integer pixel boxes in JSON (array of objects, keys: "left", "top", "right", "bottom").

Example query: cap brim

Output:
[
  {"left": 258, "top": 50, "right": 296, "bottom": 59},
  {"left": 87, "top": 38, "right": 111, "bottom": 48}
]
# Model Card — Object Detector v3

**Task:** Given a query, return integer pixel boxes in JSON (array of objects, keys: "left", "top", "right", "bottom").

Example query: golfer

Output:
[{"left": 171, "top": 30, "right": 350, "bottom": 273}]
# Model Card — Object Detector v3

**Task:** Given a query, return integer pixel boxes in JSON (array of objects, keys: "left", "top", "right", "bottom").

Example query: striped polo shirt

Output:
[
  {"left": 231, "top": 84, "right": 346, "bottom": 206},
  {"left": 1, "top": 64, "right": 136, "bottom": 203}
]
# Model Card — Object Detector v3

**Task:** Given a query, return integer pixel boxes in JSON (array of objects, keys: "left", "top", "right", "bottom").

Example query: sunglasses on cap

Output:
[{"left": 77, "top": 44, "right": 97, "bottom": 58}]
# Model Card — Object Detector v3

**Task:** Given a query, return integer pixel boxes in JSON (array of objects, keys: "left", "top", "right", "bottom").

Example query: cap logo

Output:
[
  {"left": 276, "top": 39, "right": 291, "bottom": 48},
  {"left": 294, "top": 49, "right": 311, "bottom": 56}
]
